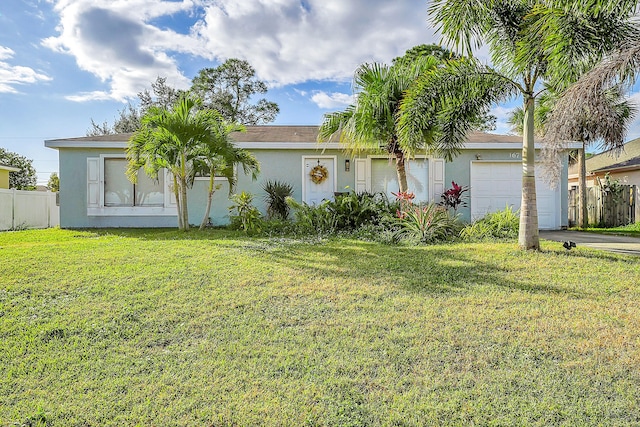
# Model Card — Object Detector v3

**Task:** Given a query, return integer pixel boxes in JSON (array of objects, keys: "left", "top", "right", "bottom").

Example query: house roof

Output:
[
  {"left": 592, "top": 155, "right": 640, "bottom": 173},
  {"left": 44, "top": 125, "right": 557, "bottom": 150},
  {"left": 0, "top": 163, "right": 20, "bottom": 172},
  {"left": 569, "top": 137, "right": 640, "bottom": 175}
]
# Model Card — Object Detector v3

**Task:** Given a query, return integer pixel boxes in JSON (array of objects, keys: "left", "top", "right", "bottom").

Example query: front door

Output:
[{"left": 304, "top": 157, "right": 335, "bottom": 205}]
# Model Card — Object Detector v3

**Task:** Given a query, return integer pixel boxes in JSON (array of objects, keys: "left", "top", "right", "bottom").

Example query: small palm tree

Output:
[
  {"left": 192, "top": 117, "right": 259, "bottom": 230},
  {"left": 128, "top": 96, "right": 220, "bottom": 231}
]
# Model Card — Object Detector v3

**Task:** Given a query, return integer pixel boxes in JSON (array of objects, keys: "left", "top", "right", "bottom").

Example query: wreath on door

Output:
[{"left": 310, "top": 164, "right": 329, "bottom": 184}]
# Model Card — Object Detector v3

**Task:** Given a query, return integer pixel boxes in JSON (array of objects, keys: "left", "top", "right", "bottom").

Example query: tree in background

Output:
[
  {"left": 0, "top": 148, "right": 37, "bottom": 190},
  {"left": 398, "top": 0, "right": 637, "bottom": 250},
  {"left": 87, "top": 77, "right": 185, "bottom": 136},
  {"left": 88, "top": 59, "right": 279, "bottom": 135},
  {"left": 47, "top": 172, "right": 60, "bottom": 192},
  {"left": 138, "top": 77, "right": 184, "bottom": 116},
  {"left": 191, "top": 59, "right": 279, "bottom": 125}
]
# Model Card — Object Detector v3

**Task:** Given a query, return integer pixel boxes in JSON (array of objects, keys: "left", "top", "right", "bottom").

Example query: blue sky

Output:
[{"left": 1, "top": 0, "right": 639, "bottom": 185}]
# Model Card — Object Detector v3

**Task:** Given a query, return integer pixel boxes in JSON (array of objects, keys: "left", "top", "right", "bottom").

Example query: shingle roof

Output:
[
  {"left": 592, "top": 155, "right": 640, "bottom": 172},
  {"left": 45, "top": 125, "right": 522, "bottom": 144},
  {"left": 569, "top": 137, "right": 640, "bottom": 175}
]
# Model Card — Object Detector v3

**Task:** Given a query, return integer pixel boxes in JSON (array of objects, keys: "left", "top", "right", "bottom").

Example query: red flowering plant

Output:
[
  {"left": 391, "top": 191, "right": 415, "bottom": 219},
  {"left": 439, "top": 181, "right": 469, "bottom": 212}
]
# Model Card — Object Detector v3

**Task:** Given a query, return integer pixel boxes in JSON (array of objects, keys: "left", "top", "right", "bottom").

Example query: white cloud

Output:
[
  {"left": 194, "top": 0, "right": 436, "bottom": 86},
  {"left": 0, "top": 46, "right": 52, "bottom": 93},
  {"left": 311, "top": 91, "right": 353, "bottom": 109},
  {"left": 42, "top": 0, "right": 197, "bottom": 101},
  {"left": 42, "top": 0, "right": 435, "bottom": 101},
  {"left": 0, "top": 46, "right": 14, "bottom": 60}
]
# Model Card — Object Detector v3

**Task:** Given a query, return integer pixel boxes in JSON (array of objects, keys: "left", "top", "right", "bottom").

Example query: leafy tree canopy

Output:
[
  {"left": 191, "top": 58, "right": 279, "bottom": 125},
  {"left": 0, "top": 148, "right": 37, "bottom": 190},
  {"left": 47, "top": 172, "right": 59, "bottom": 192}
]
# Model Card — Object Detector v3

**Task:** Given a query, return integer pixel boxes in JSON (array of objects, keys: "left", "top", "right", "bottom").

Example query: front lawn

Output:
[{"left": 1, "top": 229, "right": 639, "bottom": 426}]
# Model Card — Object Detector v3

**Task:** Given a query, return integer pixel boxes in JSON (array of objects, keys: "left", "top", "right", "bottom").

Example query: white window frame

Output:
[
  {"left": 87, "top": 154, "right": 176, "bottom": 217},
  {"left": 363, "top": 155, "right": 445, "bottom": 203}
]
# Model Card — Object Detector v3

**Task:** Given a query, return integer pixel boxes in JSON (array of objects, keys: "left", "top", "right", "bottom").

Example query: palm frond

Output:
[{"left": 399, "top": 58, "right": 518, "bottom": 161}]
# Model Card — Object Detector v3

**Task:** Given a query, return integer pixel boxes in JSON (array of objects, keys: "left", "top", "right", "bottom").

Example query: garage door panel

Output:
[{"left": 470, "top": 162, "right": 560, "bottom": 230}]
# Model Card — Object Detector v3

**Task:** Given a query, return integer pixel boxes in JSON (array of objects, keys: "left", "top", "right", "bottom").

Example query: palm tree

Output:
[
  {"left": 318, "top": 55, "right": 442, "bottom": 194},
  {"left": 542, "top": 4, "right": 640, "bottom": 229},
  {"left": 511, "top": 88, "right": 634, "bottom": 228},
  {"left": 398, "top": 0, "right": 638, "bottom": 249},
  {"left": 127, "top": 96, "right": 218, "bottom": 231},
  {"left": 193, "top": 118, "right": 260, "bottom": 230}
]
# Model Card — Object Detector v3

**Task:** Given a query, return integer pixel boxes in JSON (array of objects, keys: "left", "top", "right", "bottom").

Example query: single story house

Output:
[
  {"left": 0, "top": 163, "right": 20, "bottom": 189},
  {"left": 568, "top": 137, "right": 640, "bottom": 221},
  {"left": 569, "top": 137, "right": 640, "bottom": 188},
  {"left": 44, "top": 125, "right": 572, "bottom": 230}
]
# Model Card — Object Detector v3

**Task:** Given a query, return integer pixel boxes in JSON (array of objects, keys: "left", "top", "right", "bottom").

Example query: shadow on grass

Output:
[
  {"left": 261, "top": 239, "right": 580, "bottom": 296},
  {"left": 72, "top": 227, "right": 246, "bottom": 241},
  {"left": 66, "top": 229, "right": 598, "bottom": 296}
]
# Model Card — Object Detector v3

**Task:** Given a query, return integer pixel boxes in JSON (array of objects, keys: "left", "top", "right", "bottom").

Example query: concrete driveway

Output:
[{"left": 540, "top": 230, "right": 640, "bottom": 256}]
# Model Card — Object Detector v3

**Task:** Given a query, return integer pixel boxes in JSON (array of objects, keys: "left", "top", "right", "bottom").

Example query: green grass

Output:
[
  {"left": 1, "top": 228, "right": 640, "bottom": 426},
  {"left": 576, "top": 222, "right": 640, "bottom": 236}
]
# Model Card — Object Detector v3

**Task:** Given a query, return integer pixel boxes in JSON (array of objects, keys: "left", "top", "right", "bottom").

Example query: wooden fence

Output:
[
  {"left": 568, "top": 185, "right": 636, "bottom": 227},
  {"left": 0, "top": 188, "right": 59, "bottom": 231}
]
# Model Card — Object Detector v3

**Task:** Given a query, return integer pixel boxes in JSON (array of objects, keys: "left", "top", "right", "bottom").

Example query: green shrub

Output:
[
  {"left": 460, "top": 205, "right": 520, "bottom": 240},
  {"left": 229, "top": 191, "right": 263, "bottom": 234},
  {"left": 285, "top": 191, "right": 395, "bottom": 235},
  {"left": 286, "top": 197, "right": 337, "bottom": 234},
  {"left": 393, "top": 203, "right": 461, "bottom": 243},
  {"left": 331, "top": 191, "right": 395, "bottom": 229},
  {"left": 263, "top": 180, "right": 293, "bottom": 220}
]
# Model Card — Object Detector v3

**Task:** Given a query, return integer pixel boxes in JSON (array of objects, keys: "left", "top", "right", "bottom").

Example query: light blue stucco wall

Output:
[
  {"left": 57, "top": 146, "right": 569, "bottom": 229},
  {"left": 58, "top": 146, "right": 355, "bottom": 228},
  {"left": 59, "top": 148, "right": 178, "bottom": 228}
]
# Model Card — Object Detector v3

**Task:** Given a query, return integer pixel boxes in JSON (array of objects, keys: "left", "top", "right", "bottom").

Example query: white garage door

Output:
[{"left": 470, "top": 161, "right": 560, "bottom": 230}]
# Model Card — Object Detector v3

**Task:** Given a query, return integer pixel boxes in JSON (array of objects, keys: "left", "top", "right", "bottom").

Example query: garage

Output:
[{"left": 470, "top": 161, "right": 561, "bottom": 230}]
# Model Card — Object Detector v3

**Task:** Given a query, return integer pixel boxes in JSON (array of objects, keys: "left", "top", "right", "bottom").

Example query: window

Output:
[
  {"left": 104, "top": 158, "right": 164, "bottom": 207},
  {"left": 87, "top": 156, "right": 174, "bottom": 216},
  {"left": 371, "top": 158, "right": 429, "bottom": 203}
]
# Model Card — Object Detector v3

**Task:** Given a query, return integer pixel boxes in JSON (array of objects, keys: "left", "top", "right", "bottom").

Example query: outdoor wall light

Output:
[
  {"left": 345, "top": 159, "right": 351, "bottom": 172},
  {"left": 475, "top": 154, "right": 482, "bottom": 160}
]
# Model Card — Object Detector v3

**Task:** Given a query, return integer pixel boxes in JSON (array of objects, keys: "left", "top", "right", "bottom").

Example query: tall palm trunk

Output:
[
  {"left": 395, "top": 151, "right": 408, "bottom": 194},
  {"left": 173, "top": 174, "right": 184, "bottom": 231},
  {"left": 578, "top": 143, "right": 588, "bottom": 228},
  {"left": 179, "top": 153, "right": 189, "bottom": 231},
  {"left": 180, "top": 176, "right": 189, "bottom": 231},
  {"left": 519, "top": 96, "right": 539, "bottom": 250},
  {"left": 391, "top": 137, "right": 408, "bottom": 193},
  {"left": 199, "top": 173, "right": 216, "bottom": 231}
]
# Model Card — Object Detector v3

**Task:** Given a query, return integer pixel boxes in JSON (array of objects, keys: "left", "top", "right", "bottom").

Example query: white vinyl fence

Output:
[{"left": 0, "top": 189, "right": 59, "bottom": 231}]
